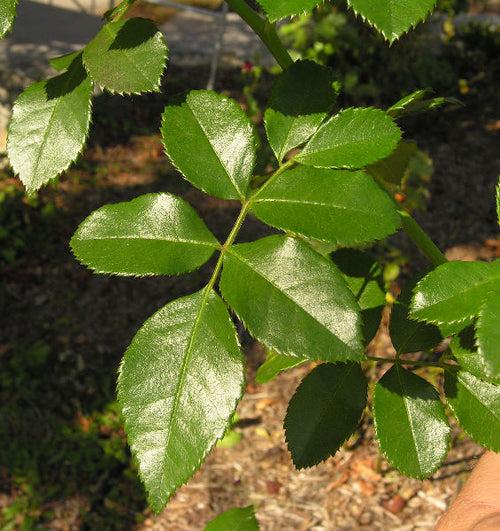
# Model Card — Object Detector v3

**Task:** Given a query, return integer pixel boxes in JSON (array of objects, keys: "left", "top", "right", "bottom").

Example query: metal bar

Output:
[
  {"left": 206, "top": 1, "right": 228, "bottom": 89},
  {"left": 148, "top": 0, "right": 225, "bottom": 18}
]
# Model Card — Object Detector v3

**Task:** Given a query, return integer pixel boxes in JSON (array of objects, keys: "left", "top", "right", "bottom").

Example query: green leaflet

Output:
[
  {"left": 118, "top": 289, "right": 244, "bottom": 513},
  {"left": 374, "top": 365, "right": 450, "bottom": 478},
  {"left": 444, "top": 369, "right": 500, "bottom": 451},
  {"left": 83, "top": 17, "right": 168, "bottom": 94},
  {"left": 50, "top": 50, "right": 82, "bottom": 72},
  {"left": 255, "top": 0, "right": 322, "bottom": 22},
  {"left": 7, "top": 54, "right": 93, "bottom": 193},
  {"left": 284, "top": 363, "right": 367, "bottom": 468},
  {"left": 390, "top": 302, "right": 442, "bottom": 354},
  {"left": 387, "top": 89, "right": 462, "bottom": 119},
  {"left": 410, "top": 260, "right": 500, "bottom": 326},
  {"left": 264, "top": 60, "right": 336, "bottom": 163},
  {"left": 295, "top": 107, "right": 401, "bottom": 169},
  {"left": 0, "top": 0, "right": 17, "bottom": 38},
  {"left": 251, "top": 166, "right": 400, "bottom": 246},
  {"left": 205, "top": 505, "right": 259, "bottom": 531},
  {"left": 220, "top": 235, "right": 364, "bottom": 362},
  {"left": 476, "top": 291, "right": 500, "bottom": 380},
  {"left": 161, "top": 91, "right": 258, "bottom": 200},
  {"left": 390, "top": 282, "right": 442, "bottom": 355},
  {"left": 366, "top": 141, "right": 417, "bottom": 185},
  {"left": 347, "top": 0, "right": 437, "bottom": 43},
  {"left": 450, "top": 327, "right": 499, "bottom": 384},
  {"left": 70, "top": 193, "right": 218, "bottom": 276},
  {"left": 331, "top": 249, "right": 386, "bottom": 345},
  {"left": 255, "top": 351, "right": 307, "bottom": 384}
]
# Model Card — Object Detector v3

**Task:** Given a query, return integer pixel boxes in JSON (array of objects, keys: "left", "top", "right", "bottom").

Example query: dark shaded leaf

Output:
[
  {"left": 285, "top": 363, "right": 367, "bottom": 468},
  {"left": 264, "top": 60, "right": 336, "bottom": 162}
]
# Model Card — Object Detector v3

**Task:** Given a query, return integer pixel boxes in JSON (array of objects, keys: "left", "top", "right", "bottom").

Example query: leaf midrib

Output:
[
  {"left": 296, "top": 365, "right": 354, "bottom": 462},
  {"left": 74, "top": 235, "right": 218, "bottom": 247},
  {"left": 100, "top": 23, "right": 156, "bottom": 87},
  {"left": 253, "top": 197, "right": 389, "bottom": 218},
  {"left": 396, "top": 366, "right": 425, "bottom": 474},
  {"left": 187, "top": 99, "right": 244, "bottom": 200},
  {"left": 159, "top": 288, "right": 212, "bottom": 493},
  {"left": 30, "top": 66, "right": 87, "bottom": 183},
  {"left": 227, "top": 248, "right": 358, "bottom": 355},
  {"left": 458, "top": 373, "right": 500, "bottom": 424},
  {"left": 414, "top": 272, "right": 500, "bottom": 319}
]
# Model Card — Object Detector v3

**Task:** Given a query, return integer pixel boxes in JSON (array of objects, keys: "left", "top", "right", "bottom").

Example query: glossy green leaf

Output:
[
  {"left": 255, "top": 0, "right": 322, "bottom": 22},
  {"left": 390, "top": 283, "right": 442, "bottom": 354},
  {"left": 444, "top": 369, "right": 500, "bottom": 451},
  {"left": 83, "top": 17, "right": 168, "bottom": 94},
  {"left": 161, "top": 90, "right": 258, "bottom": 200},
  {"left": 387, "top": 89, "right": 462, "bottom": 119},
  {"left": 366, "top": 141, "right": 417, "bottom": 185},
  {"left": 220, "top": 235, "right": 364, "bottom": 362},
  {"left": 205, "top": 506, "right": 259, "bottom": 531},
  {"left": 476, "top": 291, "right": 500, "bottom": 380},
  {"left": 450, "top": 327, "right": 499, "bottom": 384},
  {"left": 251, "top": 166, "right": 399, "bottom": 246},
  {"left": 70, "top": 193, "right": 218, "bottom": 276},
  {"left": 7, "top": 55, "right": 93, "bottom": 193},
  {"left": 331, "top": 249, "right": 386, "bottom": 344},
  {"left": 296, "top": 107, "right": 401, "bottom": 169},
  {"left": 374, "top": 365, "right": 450, "bottom": 478},
  {"left": 255, "top": 350, "right": 307, "bottom": 384},
  {"left": 347, "top": 0, "right": 437, "bottom": 42},
  {"left": 118, "top": 289, "right": 244, "bottom": 512},
  {"left": 285, "top": 363, "right": 367, "bottom": 468},
  {"left": 410, "top": 260, "right": 500, "bottom": 327},
  {"left": 264, "top": 60, "right": 336, "bottom": 162},
  {"left": 50, "top": 50, "right": 82, "bottom": 72},
  {"left": 0, "top": 0, "right": 17, "bottom": 38}
]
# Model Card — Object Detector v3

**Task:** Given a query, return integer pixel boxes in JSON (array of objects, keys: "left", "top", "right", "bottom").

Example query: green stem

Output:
[
  {"left": 225, "top": 0, "right": 294, "bottom": 69},
  {"left": 366, "top": 355, "right": 452, "bottom": 369},
  {"left": 205, "top": 201, "right": 251, "bottom": 293},
  {"left": 249, "top": 158, "right": 295, "bottom": 203},
  {"left": 398, "top": 210, "right": 447, "bottom": 267},
  {"left": 205, "top": 159, "right": 296, "bottom": 292},
  {"left": 373, "top": 174, "right": 447, "bottom": 267}
]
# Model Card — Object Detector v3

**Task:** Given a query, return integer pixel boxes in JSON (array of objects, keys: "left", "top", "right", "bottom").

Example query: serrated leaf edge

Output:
[
  {"left": 82, "top": 19, "right": 169, "bottom": 96},
  {"left": 6, "top": 73, "right": 94, "bottom": 194},
  {"left": 408, "top": 270, "right": 487, "bottom": 328},
  {"left": 372, "top": 365, "right": 451, "bottom": 479},
  {"left": 296, "top": 107, "right": 402, "bottom": 169},
  {"left": 283, "top": 362, "right": 367, "bottom": 469},
  {"left": 474, "top": 291, "right": 500, "bottom": 380},
  {"left": 250, "top": 181, "right": 401, "bottom": 247},
  {"left": 347, "top": 0, "right": 438, "bottom": 43},
  {"left": 221, "top": 245, "right": 365, "bottom": 363},
  {"left": 117, "top": 289, "right": 246, "bottom": 513},
  {"left": 161, "top": 90, "right": 259, "bottom": 201},
  {"left": 444, "top": 368, "right": 500, "bottom": 452},
  {"left": 257, "top": 0, "right": 324, "bottom": 23}
]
